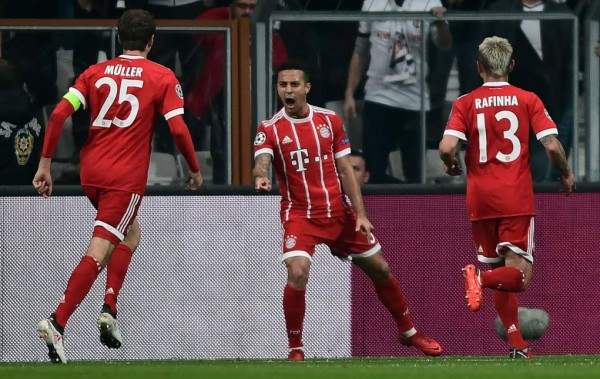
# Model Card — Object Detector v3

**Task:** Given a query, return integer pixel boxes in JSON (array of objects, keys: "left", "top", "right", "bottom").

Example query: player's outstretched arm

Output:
[
  {"left": 253, "top": 153, "right": 272, "bottom": 192},
  {"left": 439, "top": 135, "right": 463, "bottom": 176},
  {"left": 540, "top": 134, "right": 576, "bottom": 196}
]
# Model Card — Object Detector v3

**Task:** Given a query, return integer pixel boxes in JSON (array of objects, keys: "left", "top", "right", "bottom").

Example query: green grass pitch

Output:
[{"left": 2, "top": 356, "right": 600, "bottom": 379}]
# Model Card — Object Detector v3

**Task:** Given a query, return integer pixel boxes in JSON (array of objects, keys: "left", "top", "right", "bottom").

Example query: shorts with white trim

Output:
[
  {"left": 471, "top": 216, "right": 534, "bottom": 264},
  {"left": 280, "top": 215, "right": 381, "bottom": 262},
  {"left": 83, "top": 186, "right": 142, "bottom": 246}
]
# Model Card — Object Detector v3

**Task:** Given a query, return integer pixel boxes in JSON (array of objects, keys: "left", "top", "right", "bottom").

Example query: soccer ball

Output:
[{"left": 494, "top": 307, "right": 549, "bottom": 341}]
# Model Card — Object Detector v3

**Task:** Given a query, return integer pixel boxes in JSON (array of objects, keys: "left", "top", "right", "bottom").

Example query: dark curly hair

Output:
[
  {"left": 117, "top": 9, "right": 156, "bottom": 52},
  {"left": 276, "top": 61, "right": 311, "bottom": 83}
]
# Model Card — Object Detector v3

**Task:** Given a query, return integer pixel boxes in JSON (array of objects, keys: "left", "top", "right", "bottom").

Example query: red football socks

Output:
[
  {"left": 54, "top": 255, "right": 101, "bottom": 328},
  {"left": 283, "top": 284, "right": 306, "bottom": 349},
  {"left": 480, "top": 267, "right": 525, "bottom": 292},
  {"left": 373, "top": 275, "right": 414, "bottom": 333},
  {"left": 492, "top": 290, "right": 528, "bottom": 350},
  {"left": 104, "top": 244, "right": 134, "bottom": 316}
]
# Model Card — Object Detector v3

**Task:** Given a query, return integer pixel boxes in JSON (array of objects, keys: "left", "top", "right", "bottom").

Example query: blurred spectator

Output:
[
  {"left": 426, "top": 0, "right": 484, "bottom": 149},
  {"left": 70, "top": 0, "right": 114, "bottom": 166},
  {"left": 349, "top": 149, "right": 370, "bottom": 184},
  {"left": 147, "top": 0, "right": 212, "bottom": 80},
  {"left": 0, "top": 0, "right": 60, "bottom": 110},
  {"left": 343, "top": 0, "right": 452, "bottom": 184},
  {"left": 0, "top": 58, "right": 44, "bottom": 185},
  {"left": 272, "top": 0, "right": 323, "bottom": 105},
  {"left": 483, "top": 0, "right": 574, "bottom": 182},
  {"left": 595, "top": 40, "right": 600, "bottom": 57},
  {"left": 185, "top": 0, "right": 288, "bottom": 184},
  {"left": 72, "top": 1, "right": 109, "bottom": 80},
  {"left": 444, "top": 0, "right": 484, "bottom": 95},
  {"left": 277, "top": 0, "right": 363, "bottom": 105},
  {"left": 146, "top": 0, "right": 213, "bottom": 154},
  {"left": 186, "top": 0, "right": 288, "bottom": 120}
]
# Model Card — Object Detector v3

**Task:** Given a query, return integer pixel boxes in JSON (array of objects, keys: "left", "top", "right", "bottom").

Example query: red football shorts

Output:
[
  {"left": 83, "top": 186, "right": 142, "bottom": 246},
  {"left": 471, "top": 216, "right": 535, "bottom": 264},
  {"left": 280, "top": 215, "right": 381, "bottom": 262}
]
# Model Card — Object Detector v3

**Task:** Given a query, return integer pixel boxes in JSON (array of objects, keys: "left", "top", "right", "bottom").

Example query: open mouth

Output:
[{"left": 285, "top": 98, "right": 296, "bottom": 106}]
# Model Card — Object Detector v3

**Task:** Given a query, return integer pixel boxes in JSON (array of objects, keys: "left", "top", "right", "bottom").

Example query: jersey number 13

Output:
[{"left": 476, "top": 110, "right": 521, "bottom": 163}]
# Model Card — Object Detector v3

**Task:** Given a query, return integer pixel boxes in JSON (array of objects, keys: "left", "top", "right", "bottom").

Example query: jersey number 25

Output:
[{"left": 92, "top": 77, "right": 143, "bottom": 128}]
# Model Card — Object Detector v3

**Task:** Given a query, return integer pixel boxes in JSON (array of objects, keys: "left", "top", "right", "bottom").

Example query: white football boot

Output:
[
  {"left": 37, "top": 317, "right": 67, "bottom": 364},
  {"left": 97, "top": 311, "right": 123, "bottom": 349}
]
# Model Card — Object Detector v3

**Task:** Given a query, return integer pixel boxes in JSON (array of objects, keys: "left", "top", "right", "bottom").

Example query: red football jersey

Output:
[
  {"left": 70, "top": 54, "right": 184, "bottom": 194},
  {"left": 254, "top": 105, "right": 352, "bottom": 221},
  {"left": 444, "top": 82, "right": 558, "bottom": 220}
]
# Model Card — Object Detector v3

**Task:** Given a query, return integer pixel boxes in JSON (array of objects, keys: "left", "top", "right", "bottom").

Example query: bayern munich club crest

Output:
[
  {"left": 285, "top": 235, "right": 297, "bottom": 249},
  {"left": 318, "top": 125, "right": 330, "bottom": 138},
  {"left": 254, "top": 132, "right": 266, "bottom": 146}
]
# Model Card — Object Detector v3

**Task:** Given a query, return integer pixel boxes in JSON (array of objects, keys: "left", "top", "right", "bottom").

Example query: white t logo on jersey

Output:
[{"left": 290, "top": 149, "right": 309, "bottom": 172}]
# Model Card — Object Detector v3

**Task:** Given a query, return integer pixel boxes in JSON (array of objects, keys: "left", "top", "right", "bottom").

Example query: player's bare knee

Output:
[
  {"left": 285, "top": 258, "right": 310, "bottom": 287},
  {"left": 87, "top": 236, "right": 116, "bottom": 267},
  {"left": 287, "top": 266, "right": 309, "bottom": 287},
  {"left": 354, "top": 253, "right": 391, "bottom": 282},
  {"left": 370, "top": 261, "right": 391, "bottom": 282},
  {"left": 504, "top": 252, "right": 532, "bottom": 290},
  {"left": 123, "top": 221, "right": 141, "bottom": 252},
  {"left": 521, "top": 264, "right": 533, "bottom": 290}
]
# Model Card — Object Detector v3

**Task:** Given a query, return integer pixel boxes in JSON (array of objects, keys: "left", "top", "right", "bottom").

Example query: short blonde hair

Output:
[{"left": 478, "top": 36, "right": 513, "bottom": 78}]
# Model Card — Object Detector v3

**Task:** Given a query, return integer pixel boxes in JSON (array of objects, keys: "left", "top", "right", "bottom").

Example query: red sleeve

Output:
[
  {"left": 253, "top": 123, "right": 273, "bottom": 158},
  {"left": 331, "top": 114, "right": 350, "bottom": 155},
  {"left": 158, "top": 71, "right": 185, "bottom": 117},
  {"left": 41, "top": 99, "right": 75, "bottom": 158},
  {"left": 168, "top": 115, "right": 200, "bottom": 173},
  {"left": 529, "top": 94, "right": 558, "bottom": 137},
  {"left": 444, "top": 97, "right": 469, "bottom": 139}
]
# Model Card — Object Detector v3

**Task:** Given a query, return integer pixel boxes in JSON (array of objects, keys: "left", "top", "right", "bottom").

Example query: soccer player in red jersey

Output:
[
  {"left": 439, "top": 36, "right": 576, "bottom": 359},
  {"left": 253, "top": 61, "right": 442, "bottom": 360},
  {"left": 32, "top": 9, "right": 202, "bottom": 364}
]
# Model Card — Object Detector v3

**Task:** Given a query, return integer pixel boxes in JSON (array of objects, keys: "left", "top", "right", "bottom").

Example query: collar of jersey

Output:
[
  {"left": 282, "top": 105, "right": 314, "bottom": 123},
  {"left": 483, "top": 81, "right": 509, "bottom": 86},
  {"left": 119, "top": 54, "right": 146, "bottom": 60}
]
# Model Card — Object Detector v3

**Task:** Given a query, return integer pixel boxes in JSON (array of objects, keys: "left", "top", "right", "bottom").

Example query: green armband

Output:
[{"left": 63, "top": 92, "right": 82, "bottom": 111}]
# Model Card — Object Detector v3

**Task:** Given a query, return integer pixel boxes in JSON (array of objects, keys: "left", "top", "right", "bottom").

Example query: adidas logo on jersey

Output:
[{"left": 282, "top": 136, "right": 293, "bottom": 144}]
